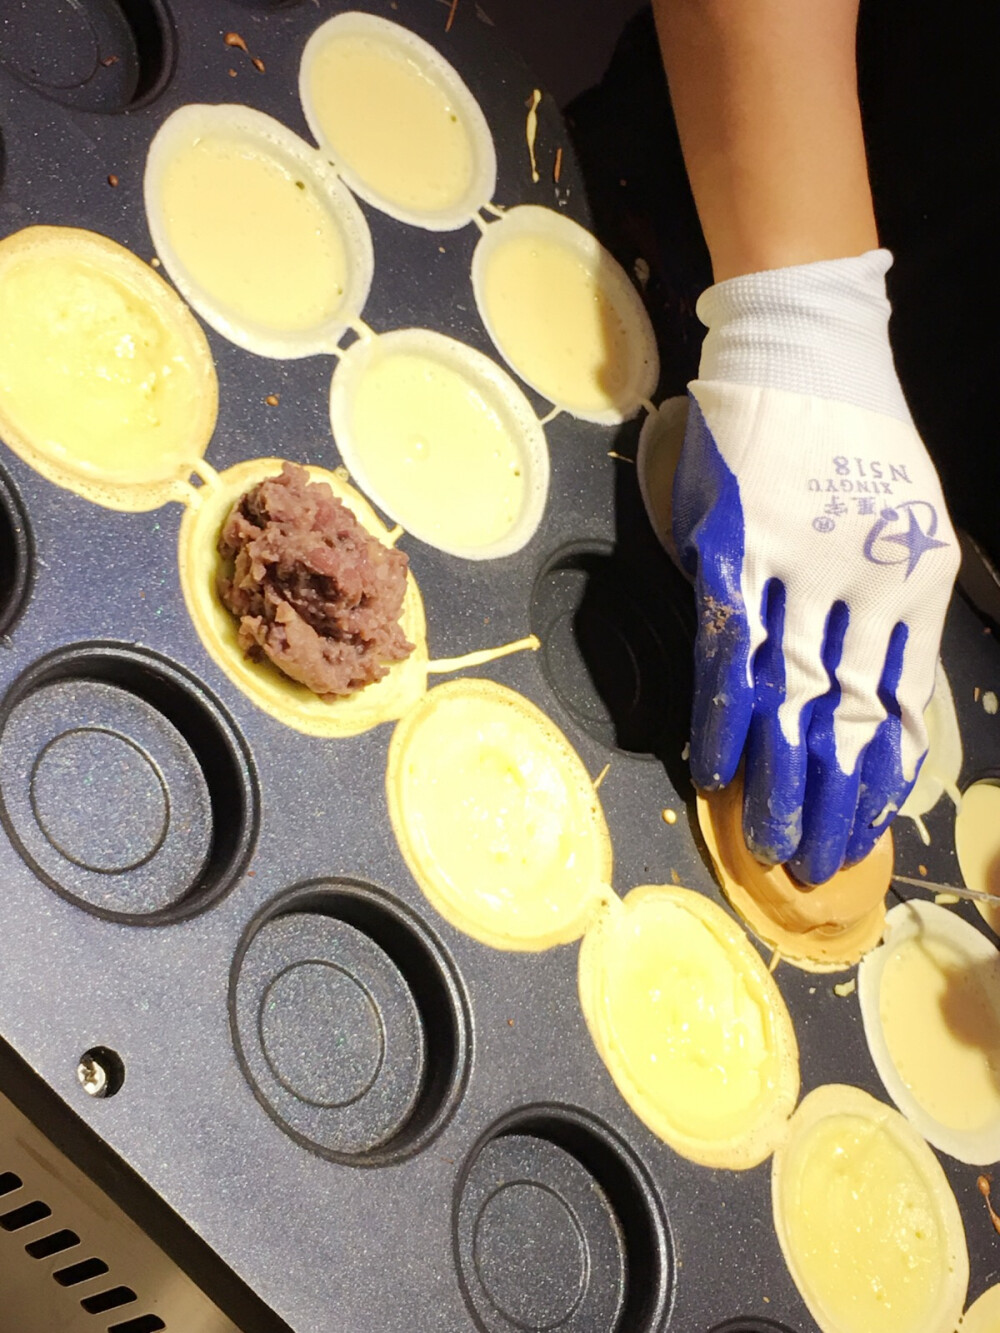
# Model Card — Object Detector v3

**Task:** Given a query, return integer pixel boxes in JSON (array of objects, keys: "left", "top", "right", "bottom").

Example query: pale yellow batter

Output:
[
  {"left": 578, "top": 885, "right": 799, "bottom": 1169},
  {"left": 955, "top": 780, "right": 1000, "bottom": 935},
  {"left": 637, "top": 396, "right": 688, "bottom": 562},
  {"left": 300, "top": 12, "right": 495, "bottom": 228},
  {"left": 0, "top": 227, "right": 217, "bottom": 511},
  {"left": 160, "top": 136, "right": 346, "bottom": 331},
  {"left": 329, "top": 328, "right": 548, "bottom": 559},
  {"left": 772, "top": 1085, "right": 968, "bottom": 1333},
  {"left": 386, "top": 678, "right": 613, "bottom": 950},
  {"left": 960, "top": 1284, "right": 1000, "bottom": 1332},
  {"left": 859, "top": 901, "right": 1000, "bottom": 1164},
  {"left": 145, "top": 105, "right": 372, "bottom": 357},
  {"left": 472, "top": 206, "right": 659, "bottom": 422},
  {"left": 899, "top": 661, "right": 963, "bottom": 844},
  {"left": 179, "top": 458, "right": 429, "bottom": 738}
]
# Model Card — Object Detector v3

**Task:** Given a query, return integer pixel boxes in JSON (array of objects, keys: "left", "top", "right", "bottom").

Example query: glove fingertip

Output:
[
  {"left": 844, "top": 818, "right": 888, "bottom": 868},
  {"left": 688, "top": 674, "right": 752, "bottom": 792}
]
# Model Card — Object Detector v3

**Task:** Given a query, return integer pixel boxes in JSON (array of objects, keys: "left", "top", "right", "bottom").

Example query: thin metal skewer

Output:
[{"left": 893, "top": 874, "right": 999, "bottom": 907}]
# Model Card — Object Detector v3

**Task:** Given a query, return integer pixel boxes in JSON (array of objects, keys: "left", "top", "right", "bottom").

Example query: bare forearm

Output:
[{"left": 653, "top": 0, "right": 878, "bottom": 281}]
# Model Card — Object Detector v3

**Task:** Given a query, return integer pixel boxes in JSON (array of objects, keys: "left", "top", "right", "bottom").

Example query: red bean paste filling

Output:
[{"left": 217, "top": 462, "right": 414, "bottom": 698}]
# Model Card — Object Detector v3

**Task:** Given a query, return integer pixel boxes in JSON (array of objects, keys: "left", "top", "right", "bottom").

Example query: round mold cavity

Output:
[
  {"left": 145, "top": 103, "right": 374, "bottom": 360},
  {"left": 299, "top": 11, "right": 496, "bottom": 231},
  {"left": 0, "top": 226, "right": 218, "bottom": 512},
  {"left": 0, "top": 464, "right": 32, "bottom": 636},
  {"left": 230, "top": 879, "right": 471, "bottom": 1165},
  {"left": 0, "top": 0, "right": 174, "bottom": 113},
  {"left": 0, "top": 643, "right": 257, "bottom": 924},
  {"left": 329, "top": 327, "right": 549, "bottom": 560},
  {"left": 471, "top": 205, "right": 659, "bottom": 424},
  {"left": 455, "top": 1105, "right": 672, "bottom": 1333},
  {"left": 177, "top": 457, "right": 430, "bottom": 738},
  {"left": 530, "top": 542, "right": 692, "bottom": 756}
]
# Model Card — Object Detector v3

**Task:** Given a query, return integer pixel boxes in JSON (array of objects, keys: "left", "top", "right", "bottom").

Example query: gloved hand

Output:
[{"left": 672, "top": 250, "right": 960, "bottom": 884}]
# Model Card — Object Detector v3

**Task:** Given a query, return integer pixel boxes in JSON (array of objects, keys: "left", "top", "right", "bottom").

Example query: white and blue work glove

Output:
[{"left": 672, "top": 250, "right": 960, "bottom": 884}]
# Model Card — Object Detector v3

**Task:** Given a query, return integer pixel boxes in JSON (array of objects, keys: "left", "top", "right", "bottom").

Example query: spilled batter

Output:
[{"left": 955, "top": 780, "right": 1000, "bottom": 935}]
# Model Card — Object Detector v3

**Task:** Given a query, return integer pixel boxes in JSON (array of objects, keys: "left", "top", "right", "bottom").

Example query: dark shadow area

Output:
[
  {"left": 116, "top": 0, "right": 176, "bottom": 107},
  {"left": 858, "top": 0, "right": 1000, "bottom": 569},
  {"left": 530, "top": 537, "right": 695, "bottom": 797},
  {"left": 708, "top": 1321, "right": 796, "bottom": 1333},
  {"left": 0, "top": 465, "right": 32, "bottom": 638}
]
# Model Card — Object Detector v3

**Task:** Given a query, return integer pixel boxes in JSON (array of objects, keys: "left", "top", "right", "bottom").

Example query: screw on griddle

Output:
[
  {"left": 77, "top": 1055, "right": 107, "bottom": 1097},
  {"left": 76, "top": 1046, "right": 125, "bottom": 1098}
]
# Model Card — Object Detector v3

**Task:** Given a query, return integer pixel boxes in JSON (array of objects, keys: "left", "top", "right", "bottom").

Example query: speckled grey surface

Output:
[{"left": 0, "top": 3, "right": 999, "bottom": 1332}]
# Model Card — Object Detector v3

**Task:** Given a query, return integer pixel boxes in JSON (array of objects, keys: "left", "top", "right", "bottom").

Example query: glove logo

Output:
[{"left": 863, "top": 501, "right": 949, "bottom": 578}]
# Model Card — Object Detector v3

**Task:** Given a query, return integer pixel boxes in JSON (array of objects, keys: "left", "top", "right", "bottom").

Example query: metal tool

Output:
[{"left": 893, "top": 874, "right": 999, "bottom": 906}]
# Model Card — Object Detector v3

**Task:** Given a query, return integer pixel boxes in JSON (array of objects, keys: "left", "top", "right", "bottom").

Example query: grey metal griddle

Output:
[{"left": 0, "top": 3, "right": 998, "bottom": 1332}]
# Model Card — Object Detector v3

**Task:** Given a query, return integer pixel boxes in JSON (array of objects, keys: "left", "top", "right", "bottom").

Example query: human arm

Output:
[
  {"left": 647, "top": 0, "right": 959, "bottom": 883},
  {"left": 651, "top": 0, "right": 876, "bottom": 282}
]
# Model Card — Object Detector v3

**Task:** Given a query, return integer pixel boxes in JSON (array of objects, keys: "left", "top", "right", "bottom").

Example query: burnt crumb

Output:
[
  {"left": 217, "top": 462, "right": 414, "bottom": 698},
  {"left": 702, "top": 596, "right": 736, "bottom": 633}
]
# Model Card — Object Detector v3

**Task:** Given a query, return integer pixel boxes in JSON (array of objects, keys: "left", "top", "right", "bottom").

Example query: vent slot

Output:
[
  {"left": 2, "top": 1165, "right": 169, "bottom": 1332},
  {"left": 1, "top": 1157, "right": 171, "bottom": 1331},
  {"left": 54, "top": 1256, "right": 110, "bottom": 1286},
  {"left": 0, "top": 1198, "right": 52, "bottom": 1230},
  {"left": 81, "top": 1285, "right": 137, "bottom": 1314},
  {"left": 0, "top": 1169, "right": 23, "bottom": 1195},
  {"left": 25, "top": 1228, "right": 81, "bottom": 1259}
]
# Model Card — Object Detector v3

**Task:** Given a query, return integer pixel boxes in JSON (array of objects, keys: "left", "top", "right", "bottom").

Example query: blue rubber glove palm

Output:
[{"left": 672, "top": 252, "right": 960, "bottom": 884}]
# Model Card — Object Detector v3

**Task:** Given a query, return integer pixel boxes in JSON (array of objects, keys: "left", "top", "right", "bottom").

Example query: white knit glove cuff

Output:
[{"left": 696, "top": 249, "right": 911, "bottom": 422}]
